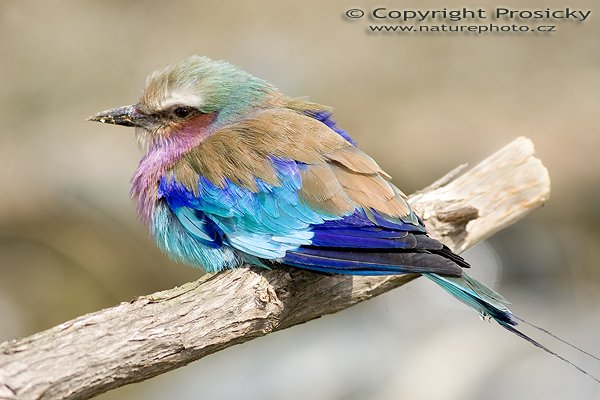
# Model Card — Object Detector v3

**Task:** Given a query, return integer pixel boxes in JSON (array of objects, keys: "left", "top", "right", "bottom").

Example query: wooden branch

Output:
[{"left": 0, "top": 137, "right": 550, "bottom": 400}]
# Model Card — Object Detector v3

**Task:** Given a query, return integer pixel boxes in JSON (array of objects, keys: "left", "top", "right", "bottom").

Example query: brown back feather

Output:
[{"left": 170, "top": 108, "right": 410, "bottom": 217}]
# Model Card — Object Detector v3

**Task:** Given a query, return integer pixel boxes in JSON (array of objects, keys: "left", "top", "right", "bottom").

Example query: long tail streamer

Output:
[
  {"left": 427, "top": 272, "right": 600, "bottom": 383},
  {"left": 498, "top": 319, "right": 600, "bottom": 384}
]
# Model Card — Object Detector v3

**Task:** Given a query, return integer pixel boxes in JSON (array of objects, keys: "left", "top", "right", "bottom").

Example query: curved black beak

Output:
[{"left": 87, "top": 104, "right": 149, "bottom": 128}]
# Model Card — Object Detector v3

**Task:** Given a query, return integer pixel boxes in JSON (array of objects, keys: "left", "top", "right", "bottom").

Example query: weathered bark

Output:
[{"left": 0, "top": 137, "right": 550, "bottom": 400}]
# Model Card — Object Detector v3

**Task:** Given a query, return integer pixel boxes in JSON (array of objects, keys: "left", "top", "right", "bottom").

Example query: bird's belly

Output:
[{"left": 150, "top": 202, "right": 240, "bottom": 273}]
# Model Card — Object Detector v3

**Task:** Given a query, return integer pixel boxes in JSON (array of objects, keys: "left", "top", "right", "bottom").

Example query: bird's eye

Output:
[{"left": 173, "top": 106, "right": 194, "bottom": 119}]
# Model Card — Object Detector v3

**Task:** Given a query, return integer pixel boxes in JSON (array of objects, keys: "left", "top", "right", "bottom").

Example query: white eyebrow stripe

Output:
[{"left": 158, "top": 92, "right": 204, "bottom": 111}]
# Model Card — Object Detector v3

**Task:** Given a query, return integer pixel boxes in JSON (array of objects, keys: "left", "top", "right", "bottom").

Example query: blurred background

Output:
[{"left": 1, "top": 0, "right": 599, "bottom": 399}]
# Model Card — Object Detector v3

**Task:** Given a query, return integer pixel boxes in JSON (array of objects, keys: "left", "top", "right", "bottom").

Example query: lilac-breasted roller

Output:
[{"left": 89, "top": 56, "right": 599, "bottom": 380}]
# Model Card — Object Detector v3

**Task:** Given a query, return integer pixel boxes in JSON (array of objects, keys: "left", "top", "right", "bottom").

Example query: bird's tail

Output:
[{"left": 425, "top": 272, "right": 600, "bottom": 383}]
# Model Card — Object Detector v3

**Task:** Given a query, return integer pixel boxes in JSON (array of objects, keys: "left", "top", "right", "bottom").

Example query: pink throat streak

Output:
[{"left": 130, "top": 112, "right": 217, "bottom": 223}]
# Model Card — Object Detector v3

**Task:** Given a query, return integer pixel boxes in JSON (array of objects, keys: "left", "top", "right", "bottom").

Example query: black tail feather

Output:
[
  {"left": 513, "top": 316, "right": 600, "bottom": 363},
  {"left": 497, "top": 319, "right": 600, "bottom": 384}
]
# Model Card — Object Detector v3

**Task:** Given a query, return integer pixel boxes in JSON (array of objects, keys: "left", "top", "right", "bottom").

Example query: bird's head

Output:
[{"left": 88, "top": 56, "right": 277, "bottom": 150}]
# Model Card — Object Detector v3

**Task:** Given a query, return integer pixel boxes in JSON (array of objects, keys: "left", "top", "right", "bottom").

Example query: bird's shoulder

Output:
[
  {"left": 167, "top": 107, "right": 342, "bottom": 188},
  {"left": 164, "top": 105, "right": 414, "bottom": 222}
]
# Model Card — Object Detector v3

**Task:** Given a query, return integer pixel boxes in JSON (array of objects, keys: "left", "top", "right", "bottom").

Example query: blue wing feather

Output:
[
  {"left": 173, "top": 207, "right": 221, "bottom": 246},
  {"left": 158, "top": 156, "right": 464, "bottom": 276},
  {"left": 158, "top": 158, "right": 324, "bottom": 261}
]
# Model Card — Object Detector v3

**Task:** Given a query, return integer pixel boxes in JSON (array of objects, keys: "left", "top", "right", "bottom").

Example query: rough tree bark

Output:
[{"left": 0, "top": 137, "right": 550, "bottom": 400}]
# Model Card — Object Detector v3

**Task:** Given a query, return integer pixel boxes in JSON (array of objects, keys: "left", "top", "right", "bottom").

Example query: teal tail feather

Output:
[
  {"left": 426, "top": 272, "right": 600, "bottom": 384},
  {"left": 425, "top": 272, "right": 515, "bottom": 326}
]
